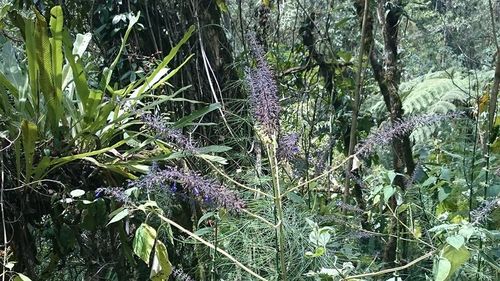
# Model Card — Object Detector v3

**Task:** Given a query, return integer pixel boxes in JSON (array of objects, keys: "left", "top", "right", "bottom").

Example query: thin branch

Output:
[
  {"left": 203, "top": 159, "right": 273, "bottom": 199},
  {"left": 155, "top": 213, "right": 268, "bottom": 281},
  {"left": 343, "top": 250, "right": 436, "bottom": 280}
]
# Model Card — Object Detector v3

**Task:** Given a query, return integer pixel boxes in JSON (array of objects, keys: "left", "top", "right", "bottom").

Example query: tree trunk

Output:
[{"left": 354, "top": 0, "right": 415, "bottom": 267}]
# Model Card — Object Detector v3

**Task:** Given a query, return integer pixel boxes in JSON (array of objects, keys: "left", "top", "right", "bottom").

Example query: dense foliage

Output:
[{"left": 0, "top": 0, "right": 498, "bottom": 280}]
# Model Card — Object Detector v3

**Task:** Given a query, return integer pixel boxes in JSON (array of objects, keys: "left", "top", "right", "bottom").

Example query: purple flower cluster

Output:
[
  {"left": 141, "top": 114, "right": 196, "bottom": 151},
  {"left": 471, "top": 199, "right": 499, "bottom": 225},
  {"left": 95, "top": 187, "right": 128, "bottom": 202},
  {"left": 356, "top": 113, "right": 462, "bottom": 156},
  {"left": 172, "top": 267, "right": 194, "bottom": 281},
  {"left": 246, "top": 33, "right": 280, "bottom": 137},
  {"left": 353, "top": 230, "right": 374, "bottom": 239},
  {"left": 278, "top": 133, "right": 300, "bottom": 160},
  {"left": 335, "top": 200, "right": 364, "bottom": 213},
  {"left": 132, "top": 166, "right": 245, "bottom": 213}
]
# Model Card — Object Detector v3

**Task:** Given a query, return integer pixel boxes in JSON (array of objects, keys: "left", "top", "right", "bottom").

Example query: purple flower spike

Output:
[
  {"left": 278, "top": 133, "right": 300, "bottom": 160},
  {"left": 133, "top": 166, "right": 245, "bottom": 213},
  {"left": 356, "top": 112, "right": 463, "bottom": 157},
  {"left": 246, "top": 33, "right": 280, "bottom": 138},
  {"left": 141, "top": 114, "right": 196, "bottom": 151}
]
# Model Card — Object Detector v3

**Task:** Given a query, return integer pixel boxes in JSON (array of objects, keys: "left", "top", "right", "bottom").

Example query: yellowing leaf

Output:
[
  {"left": 150, "top": 240, "right": 172, "bottom": 280},
  {"left": 133, "top": 223, "right": 157, "bottom": 264}
]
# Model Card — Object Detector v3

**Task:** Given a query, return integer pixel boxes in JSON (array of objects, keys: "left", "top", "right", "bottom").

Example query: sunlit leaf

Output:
[
  {"left": 150, "top": 240, "right": 172, "bottom": 280},
  {"left": 107, "top": 209, "right": 129, "bottom": 226},
  {"left": 133, "top": 224, "right": 157, "bottom": 264}
]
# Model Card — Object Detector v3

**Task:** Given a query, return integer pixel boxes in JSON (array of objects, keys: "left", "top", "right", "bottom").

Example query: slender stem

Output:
[
  {"left": 283, "top": 154, "right": 354, "bottom": 197},
  {"left": 241, "top": 209, "right": 276, "bottom": 228},
  {"left": 344, "top": 0, "right": 369, "bottom": 204},
  {"left": 1, "top": 151, "right": 6, "bottom": 281},
  {"left": 343, "top": 250, "right": 436, "bottom": 280},
  {"left": 156, "top": 213, "right": 267, "bottom": 281},
  {"left": 267, "top": 137, "right": 287, "bottom": 281},
  {"left": 204, "top": 159, "right": 273, "bottom": 198}
]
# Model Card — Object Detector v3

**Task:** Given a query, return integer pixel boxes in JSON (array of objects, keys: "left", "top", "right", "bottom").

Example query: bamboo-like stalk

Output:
[
  {"left": 344, "top": 0, "right": 369, "bottom": 205},
  {"left": 266, "top": 137, "right": 287, "bottom": 281}
]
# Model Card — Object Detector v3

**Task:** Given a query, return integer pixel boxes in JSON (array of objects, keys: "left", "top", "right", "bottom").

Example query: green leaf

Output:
[
  {"left": 174, "top": 103, "right": 221, "bottom": 128},
  {"left": 35, "top": 9, "right": 61, "bottom": 134},
  {"left": 133, "top": 223, "right": 157, "bottom": 264},
  {"left": 196, "top": 154, "right": 227, "bottom": 165},
  {"left": 120, "top": 25, "right": 195, "bottom": 104},
  {"left": 107, "top": 209, "right": 129, "bottom": 226},
  {"left": 422, "top": 176, "right": 437, "bottom": 187},
  {"left": 14, "top": 273, "right": 32, "bottom": 281},
  {"left": 150, "top": 240, "right": 172, "bottom": 280},
  {"left": 446, "top": 235, "right": 465, "bottom": 250},
  {"left": 62, "top": 30, "right": 90, "bottom": 111},
  {"left": 383, "top": 185, "right": 396, "bottom": 203},
  {"left": 103, "top": 12, "right": 141, "bottom": 89},
  {"left": 194, "top": 227, "right": 213, "bottom": 236},
  {"left": 458, "top": 224, "right": 476, "bottom": 240},
  {"left": 70, "top": 189, "right": 85, "bottom": 198},
  {"left": 434, "top": 257, "right": 451, "bottom": 281},
  {"left": 442, "top": 245, "right": 470, "bottom": 279},
  {"left": 197, "top": 211, "right": 215, "bottom": 227},
  {"left": 438, "top": 185, "right": 452, "bottom": 202},
  {"left": 49, "top": 6, "right": 63, "bottom": 91},
  {"left": 215, "top": 0, "right": 228, "bottom": 12},
  {"left": 387, "top": 170, "right": 397, "bottom": 184},
  {"left": 196, "top": 145, "right": 232, "bottom": 154},
  {"left": 21, "top": 120, "right": 38, "bottom": 180}
]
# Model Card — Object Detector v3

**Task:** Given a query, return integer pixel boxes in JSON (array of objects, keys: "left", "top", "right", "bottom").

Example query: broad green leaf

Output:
[
  {"left": 21, "top": 120, "right": 38, "bottom": 180},
  {"left": 70, "top": 189, "right": 85, "bottom": 198},
  {"left": 150, "top": 240, "right": 172, "bottom": 280},
  {"left": 458, "top": 224, "right": 476, "bottom": 240},
  {"left": 423, "top": 176, "right": 437, "bottom": 187},
  {"left": 193, "top": 227, "right": 213, "bottom": 236},
  {"left": 35, "top": 9, "right": 61, "bottom": 134},
  {"left": 72, "top": 33, "right": 92, "bottom": 57},
  {"left": 14, "top": 273, "right": 32, "bottom": 281},
  {"left": 133, "top": 223, "right": 157, "bottom": 264},
  {"left": 442, "top": 245, "right": 470, "bottom": 279},
  {"left": 0, "top": 71, "right": 19, "bottom": 97},
  {"left": 434, "top": 257, "right": 451, "bottom": 281},
  {"left": 215, "top": 0, "right": 228, "bottom": 12},
  {"left": 196, "top": 154, "right": 227, "bottom": 165},
  {"left": 196, "top": 145, "right": 232, "bottom": 154},
  {"left": 438, "top": 186, "right": 451, "bottom": 202},
  {"left": 0, "top": 2, "right": 12, "bottom": 24},
  {"left": 446, "top": 235, "right": 465, "bottom": 250},
  {"left": 131, "top": 25, "right": 195, "bottom": 99},
  {"left": 197, "top": 211, "right": 215, "bottom": 227},
  {"left": 149, "top": 54, "right": 194, "bottom": 92},
  {"left": 103, "top": 12, "right": 141, "bottom": 89},
  {"left": 387, "top": 170, "right": 397, "bottom": 184},
  {"left": 62, "top": 30, "right": 90, "bottom": 111},
  {"left": 107, "top": 209, "right": 129, "bottom": 226},
  {"left": 49, "top": 6, "right": 63, "bottom": 91},
  {"left": 383, "top": 185, "right": 396, "bottom": 203},
  {"left": 23, "top": 15, "right": 39, "bottom": 117},
  {"left": 174, "top": 103, "right": 221, "bottom": 128}
]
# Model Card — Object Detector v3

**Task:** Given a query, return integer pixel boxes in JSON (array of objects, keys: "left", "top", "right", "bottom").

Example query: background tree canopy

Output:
[{"left": 0, "top": 0, "right": 498, "bottom": 280}]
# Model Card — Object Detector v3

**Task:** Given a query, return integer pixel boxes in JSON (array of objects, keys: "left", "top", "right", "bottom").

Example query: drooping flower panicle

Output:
[
  {"left": 278, "top": 133, "right": 300, "bottom": 160},
  {"left": 246, "top": 33, "right": 280, "bottom": 138},
  {"left": 132, "top": 166, "right": 245, "bottom": 213},
  {"left": 356, "top": 112, "right": 463, "bottom": 156},
  {"left": 141, "top": 113, "right": 196, "bottom": 151}
]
